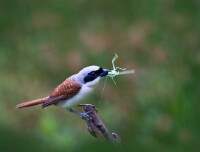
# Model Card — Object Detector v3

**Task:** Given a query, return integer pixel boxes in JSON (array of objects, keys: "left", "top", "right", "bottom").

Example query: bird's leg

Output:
[
  {"left": 78, "top": 104, "right": 98, "bottom": 112},
  {"left": 69, "top": 108, "right": 92, "bottom": 120}
]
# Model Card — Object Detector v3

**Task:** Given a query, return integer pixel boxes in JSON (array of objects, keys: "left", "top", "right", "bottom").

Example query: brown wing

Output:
[{"left": 42, "top": 78, "right": 81, "bottom": 108}]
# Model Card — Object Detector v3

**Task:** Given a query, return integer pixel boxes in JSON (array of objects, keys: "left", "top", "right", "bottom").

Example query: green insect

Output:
[{"left": 108, "top": 53, "right": 135, "bottom": 85}]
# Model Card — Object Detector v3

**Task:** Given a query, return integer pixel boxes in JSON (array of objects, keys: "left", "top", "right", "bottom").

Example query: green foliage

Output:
[{"left": 0, "top": 0, "right": 200, "bottom": 151}]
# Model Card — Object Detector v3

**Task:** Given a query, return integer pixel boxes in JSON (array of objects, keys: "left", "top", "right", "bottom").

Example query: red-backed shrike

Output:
[{"left": 16, "top": 66, "right": 110, "bottom": 119}]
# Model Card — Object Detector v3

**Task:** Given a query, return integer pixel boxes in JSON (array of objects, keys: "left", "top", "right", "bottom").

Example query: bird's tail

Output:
[{"left": 15, "top": 96, "right": 49, "bottom": 109}]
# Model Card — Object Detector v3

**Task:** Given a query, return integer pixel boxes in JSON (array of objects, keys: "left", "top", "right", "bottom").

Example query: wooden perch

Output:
[{"left": 82, "top": 105, "right": 121, "bottom": 145}]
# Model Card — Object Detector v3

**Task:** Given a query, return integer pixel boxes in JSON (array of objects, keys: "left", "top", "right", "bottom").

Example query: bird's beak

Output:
[{"left": 100, "top": 69, "right": 110, "bottom": 77}]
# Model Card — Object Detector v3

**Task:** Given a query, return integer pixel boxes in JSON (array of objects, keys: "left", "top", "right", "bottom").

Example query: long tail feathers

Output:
[{"left": 16, "top": 96, "right": 49, "bottom": 109}]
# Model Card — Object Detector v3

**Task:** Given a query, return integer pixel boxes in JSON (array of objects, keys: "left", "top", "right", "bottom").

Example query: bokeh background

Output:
[{"left": 0, "top": 0, "right": 200, "bottom": 151}]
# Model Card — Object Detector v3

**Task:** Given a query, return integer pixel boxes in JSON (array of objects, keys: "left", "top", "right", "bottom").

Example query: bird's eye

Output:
[{"left": 90, "top": 72, "right": 96, "bottom": 76}]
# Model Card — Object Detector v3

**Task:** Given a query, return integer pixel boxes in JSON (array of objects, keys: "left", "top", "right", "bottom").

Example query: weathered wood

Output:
[{"left": 82, "top": 105, "right": 121, "bottom": 145}]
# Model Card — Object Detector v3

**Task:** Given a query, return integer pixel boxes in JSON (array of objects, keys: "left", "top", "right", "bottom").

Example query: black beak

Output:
[{"left": 100, "top": 69, "right": 110, "bottom": 77}]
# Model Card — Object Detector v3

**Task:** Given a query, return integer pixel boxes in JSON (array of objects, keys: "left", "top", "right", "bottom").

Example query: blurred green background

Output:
[{"left": 0, "top": 0, "right": 200, "bottom": 151}]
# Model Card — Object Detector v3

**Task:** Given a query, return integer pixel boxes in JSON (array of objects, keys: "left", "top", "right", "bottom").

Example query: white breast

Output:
[{"left": 56, "top": 85, "right": 94, "bottom": 108}]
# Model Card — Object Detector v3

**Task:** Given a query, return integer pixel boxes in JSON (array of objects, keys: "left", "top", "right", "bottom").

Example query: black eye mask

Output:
[
  {"left": 84, "top": 68, "right": 103, "bottom": 83},
  {"left": 96, "top": 67, "right": 103, "bottom": 75}
]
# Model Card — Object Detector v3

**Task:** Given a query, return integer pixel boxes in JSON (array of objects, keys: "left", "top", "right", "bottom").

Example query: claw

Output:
[
  {"left": 79, "top": 104, "right": 98, "bottom": 112},
  {"left": 80, "top": 112, "right": 92, "bottom": 120},
  {"left": 69, "top": 108, "right": 93, "bottom": 120}
]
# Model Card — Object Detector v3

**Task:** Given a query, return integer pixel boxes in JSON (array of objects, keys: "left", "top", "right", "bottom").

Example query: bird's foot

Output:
[
  {"left": 80, "top": 112, "right": 92, "bottom": 120},
  {"left": 69, "top": 108, "right": 92, "bottom": 121},
  {"left": 79, "top": 104, "right": 98, "bottom": 112}
]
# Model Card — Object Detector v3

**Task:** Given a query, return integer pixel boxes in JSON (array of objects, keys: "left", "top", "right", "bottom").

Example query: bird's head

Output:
[{"left": 72, "top": 65, "right": 110, "bottom": 87}]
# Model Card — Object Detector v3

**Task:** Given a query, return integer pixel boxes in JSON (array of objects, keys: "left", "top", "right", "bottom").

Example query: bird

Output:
[{"left": 16, "top": 65, "right": 110, "bottom": 119}]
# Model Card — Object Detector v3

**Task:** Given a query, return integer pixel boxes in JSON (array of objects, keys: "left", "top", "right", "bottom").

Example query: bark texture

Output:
[{"left": 82, "top": 105, "right": 121, "bottom": 145}]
